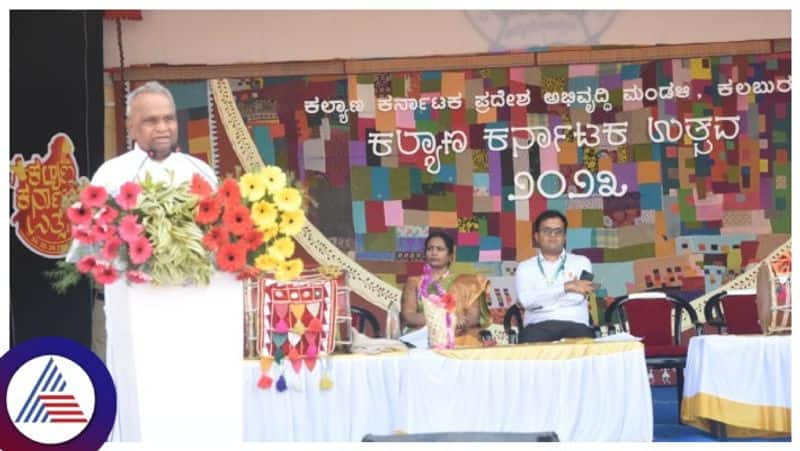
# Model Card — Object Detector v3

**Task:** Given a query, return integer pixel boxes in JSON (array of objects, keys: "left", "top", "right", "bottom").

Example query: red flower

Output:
[
  {"left": 241, "top": 230, "right": 264, "bottom": 251},
  {"left": 441, "top": 293, "right": 456, "bottom": 312},
  {"left": 80, "top": 185, "right": 108, "bottom": 208},
  {"left": 101, "top": 236, "right": 123, "bottom": 261},
  {"left": 195, "top": 197, "right": 222, "bottom": 225},
  {"left": 66, "top": 203, "right": 92, "bottom": 225},
  {"left": 126, "top": 270, "right": 152, "bottom": 284},
  {"left": 128, "top": 236, "right": 153, "bottom": 265},
  {"left": 218, "top": 178, "right": 242, "bottom": 208},
  {"left": 216, "top": 243, "right": 246, "bottom": 272},
  {"left": 91, "top": 223, "right": 116, "bottom": 242},
  {"left": 119, "top": 215, "right": 144, "bottom": 243},
  {"left": 222, "top": 204, "right": 254, "bottom": 237},
  {"left": 190, "top": 173, "right": 213, "bottom": 198},
  {"left": 95, "top": 206, "right": 119, "bottom": 225},
  {"left": 76, "top": 255, "right": 97, "bottom": 274},
  {"left": 71, "top": 225, "right": 96, "bottom": 244},
  {"left": 92, "top": 262, "right": 119, "bottom": 285},
  {"left": 236, "top": 266, "right": 260, "bottom": 281},
  {"left": 115, "top": 182, "right": 142, "bottom": 210},
  {"left": 202, "top": 226, "right": 229, "bottom": 252}
]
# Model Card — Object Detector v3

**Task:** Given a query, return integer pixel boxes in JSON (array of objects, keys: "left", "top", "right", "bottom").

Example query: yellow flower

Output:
[
  {"left": 251, "top": 200, "right": 278, "bottom": 229},
  {"left": 254, "top": 253, "right": 281, "bottom": 272},
  {"left": 276, "top": 258, "right": 304, "bottom": 281},
  {"left": 274, "top": 187, "right": 302, "bottom": 212},
  {"left": 279, "top": 210, "right": 306, "bottom": 236},
  {"left": 268, "top": 236, "right": 295, "bottom": 261},
  {"left": 261, "top": 225, "right": 279, "bottom": 242},
  {"left": 260, "top": 166, "right": 287, "bottom": 194},
  {"left": 239, "top": 172, "right": 267, "bottom": 202}
]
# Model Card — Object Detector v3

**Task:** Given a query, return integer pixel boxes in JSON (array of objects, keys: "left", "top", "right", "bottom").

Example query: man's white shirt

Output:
[
  {"left": 514, "top": 249, "right": 593, "bottom": 326},
  {"left": 91, "top": 143, "right": 218, "bottom": 195}
]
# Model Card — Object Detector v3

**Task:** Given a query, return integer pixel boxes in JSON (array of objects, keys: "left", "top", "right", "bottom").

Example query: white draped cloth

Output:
[
  {"left": 106, "top": 272, "right": 242, "bottom": 443},
  {"left": 243, "top": 353, "right": 407, "bottom": 441},
  {"left": 243, "top": 342, "right": 652, "bottom": 441},
  {"left": 681, "top": 335, "right": 791, "bottom": 436}
]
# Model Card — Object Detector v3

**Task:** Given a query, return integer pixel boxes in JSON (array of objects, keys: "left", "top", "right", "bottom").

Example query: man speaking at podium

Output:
[
  {"left": 67, "top": 81, "right": 218, "bottom": 441},
  {"left": 91, "top": 81, "right": 217, "bottom": 192},
  {"left": 514, "top": 210, "right": 596, "bottom": 343}
]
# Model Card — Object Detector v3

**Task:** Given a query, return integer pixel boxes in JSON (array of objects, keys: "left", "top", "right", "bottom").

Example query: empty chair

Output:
[
  {"left": 704, "top": 289, "right": 761, "bottom": 334},
  {"left": 605, "top": 291, "right": 703, "bottom": 421},
  {"left": 350, "top": 306, "right": 381, "bottom": 337}
]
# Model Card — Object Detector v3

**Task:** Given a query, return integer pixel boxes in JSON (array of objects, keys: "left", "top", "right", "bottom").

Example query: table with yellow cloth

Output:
[
  {"left": 681, "top": 335, "right": 791, "bottom": 438},
  {"left": 244, "top": 340, "right": 653, "bottom": 441}
]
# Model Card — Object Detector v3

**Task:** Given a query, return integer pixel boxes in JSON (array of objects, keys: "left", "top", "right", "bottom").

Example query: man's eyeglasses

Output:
[{"left": 538, "top": 227, "right": 565, "bottom": 237}]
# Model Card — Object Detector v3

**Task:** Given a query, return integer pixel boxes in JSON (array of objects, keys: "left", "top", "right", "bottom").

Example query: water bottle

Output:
[{"left": 385, "top": 301, "right": 401, "bottom": 339}]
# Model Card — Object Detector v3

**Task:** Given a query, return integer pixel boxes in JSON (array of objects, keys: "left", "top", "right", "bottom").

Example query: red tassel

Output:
[{"left": 257, "top": 374, "right": 273, "bottom": 389}]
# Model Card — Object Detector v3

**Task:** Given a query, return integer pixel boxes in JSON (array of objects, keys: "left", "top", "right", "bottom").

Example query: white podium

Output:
[{"left": 104, "top": 272, "right": 243, "bottom": 443}]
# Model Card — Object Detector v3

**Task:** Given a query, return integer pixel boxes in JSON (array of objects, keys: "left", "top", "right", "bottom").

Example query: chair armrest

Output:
[
  {"left": 478, "top": 329, "right": 496, "bottom": 346},
  {"left": 506, "top": 329, "right": 518, "bottom": 345}
]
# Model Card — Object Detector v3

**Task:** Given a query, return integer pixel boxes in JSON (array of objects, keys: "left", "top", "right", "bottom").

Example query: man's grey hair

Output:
[{"left": 125, "top": 81, "right": 176, "bottom": 117}]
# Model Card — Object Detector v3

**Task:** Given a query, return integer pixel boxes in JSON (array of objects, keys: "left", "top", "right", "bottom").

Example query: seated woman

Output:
[{"left": 400, "top": 230, "right": 491, "bottom": 347}]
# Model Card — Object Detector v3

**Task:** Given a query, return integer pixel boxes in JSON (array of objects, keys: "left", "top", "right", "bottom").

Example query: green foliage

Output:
[
  {"left": 138, "top": 173, "right": 214, "bottom": 286},
  {"left": 44, "top": 260, "right": 83, "bottom": 294}
]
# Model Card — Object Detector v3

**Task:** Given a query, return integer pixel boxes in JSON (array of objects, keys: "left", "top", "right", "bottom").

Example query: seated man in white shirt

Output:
[{"left": 514, "top": 210, "right": 595, "bottom": 343}]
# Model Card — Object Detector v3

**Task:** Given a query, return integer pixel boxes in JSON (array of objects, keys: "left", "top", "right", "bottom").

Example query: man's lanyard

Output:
[{"left": 537, "top": 252, "right": 567, "bottom": 287}]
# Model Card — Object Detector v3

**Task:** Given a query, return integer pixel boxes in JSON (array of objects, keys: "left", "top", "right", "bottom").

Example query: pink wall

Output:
[{"left": 103, "top": 10, "right": 790, "bottom": 68}]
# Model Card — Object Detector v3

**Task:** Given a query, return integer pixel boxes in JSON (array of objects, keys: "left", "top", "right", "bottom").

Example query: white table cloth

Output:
[
  {"left": 244, "top": 341, "right": 652, "bottom": 441},
  {"left": 105, "top": 272, "right": 242, "bottom": 443},
  {"left": 681, "top": 334, "right": 791, "bottom": 437},
  {"left": 243, "top": 352, "right": 406, "bottom": 441}
]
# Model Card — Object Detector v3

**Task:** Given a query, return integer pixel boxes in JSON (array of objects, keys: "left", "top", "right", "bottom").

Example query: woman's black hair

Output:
[{"left": 424, "top": 230, "right": 455, "bottom": 256}]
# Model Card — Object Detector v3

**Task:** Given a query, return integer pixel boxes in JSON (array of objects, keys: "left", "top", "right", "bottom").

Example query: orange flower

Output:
[
  {"left": 195, "top": 197, "right": 222, "bottom": 225},
  {"left": 190, "top": 173, "right": 213, "bottom": 198},
  {"left": 242, "top": 230, "right": 264, "bottom": 251},
  {"left": 222, "top": 204, "right": 254, "bottom": 237},
  {"left": 216, "top": 243, "right": 246, "bottom": 272},
  {"left": 218, "top": 178, "right": 242, "bottom": 208},
  {"left": 236, "top": 266, "right": 260, "bottom": 281}
]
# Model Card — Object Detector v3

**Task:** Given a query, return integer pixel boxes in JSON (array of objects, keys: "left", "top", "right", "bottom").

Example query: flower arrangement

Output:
[
  {"left": 419, "top": 263, "right": 457, "bottom": 349},
  {"left": 63, "top": 172, "right": 214, "bottom": 287},
  {"left": 192, "top": 165, "right": 306, "bottom": 281}
]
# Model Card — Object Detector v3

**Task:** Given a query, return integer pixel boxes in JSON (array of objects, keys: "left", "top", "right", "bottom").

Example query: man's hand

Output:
[{"left": 564, "top": 279, "right": 594, "bottom": 295}]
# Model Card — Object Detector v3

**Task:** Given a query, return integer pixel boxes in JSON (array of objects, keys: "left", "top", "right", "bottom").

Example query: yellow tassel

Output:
[
  {"left": 319, "top": 373, "right": 333, "bottom": 390},
  {"left": 259, "top": 355, "right": 273, "bottom": 374}
]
